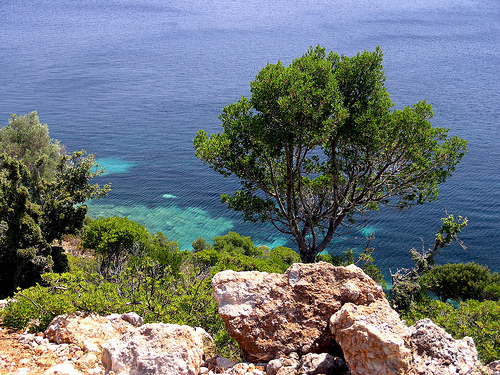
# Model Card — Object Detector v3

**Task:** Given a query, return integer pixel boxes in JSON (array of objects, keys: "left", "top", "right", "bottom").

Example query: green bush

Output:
[
  {"left": 483, "top": 284, "right": 500, "bottom": 301},
  {"left": 424, "top": 262, "right": 494, "bottom": 302},
  {"left": 1, "top": 272, "right": 123, "bottom": 332},
  {"left": 401, "top": 298, "right": 500, "bottom": 364},
  {"left": 319, "top": 247, "right": 386, "bottom": 287}
]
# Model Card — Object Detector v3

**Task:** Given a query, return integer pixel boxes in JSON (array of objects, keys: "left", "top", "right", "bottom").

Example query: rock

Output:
[
  {"left": 13, "top": 368, "right": 30, "bottom": 375},
  {"left": 267, "top": 353, "right": 347, "bottom": 375},
  {"left": 212, "top": 263, "right": 385, "bottom": 362},
  {"left": 78, "top": 352, "right": 98, "bottom": 369},
  {"left": 107, "top": 312, "right": 144, "bottom": 327},
  {"left": 330, "top": 299, "right": 412, "bottom": 375},
  {"left": 44, "top": 312, "right": 134, "bottom": 352},
  {"left": 205, "top": 356, "right": 238, "bottom": 372},
  {"left": 101, "top": 323, "right": 204, "bottom": 375},
  {"left": 410, "top": 318, "right": 484, "bottom": 375},
  {"left": 299, "top": 353, "right": 346, "bottom": 375},
  {"left": 266, "top": 356, "right": 300, "bottom": 375},
  {"left": 195, "top": 327, "right": 217, "bottom": 359},
  {"left": 0, "top": 300, "right": 9, "bottom": 309},
  {"left": 487, "top": 360, "right": 500, "bottom": 375},
  {"left": 42, "top": 361, "right": 83, "bottom": 375}
]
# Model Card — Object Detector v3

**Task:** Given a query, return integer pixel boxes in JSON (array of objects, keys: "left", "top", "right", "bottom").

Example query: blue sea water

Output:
[{"left": 1, "top": 0, "right": 499, "bottom": 277}]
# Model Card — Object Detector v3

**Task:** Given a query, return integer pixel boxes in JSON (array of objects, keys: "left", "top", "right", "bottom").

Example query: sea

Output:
[{"left": 1, "top": 0, "right": 499, "bottom": 278}]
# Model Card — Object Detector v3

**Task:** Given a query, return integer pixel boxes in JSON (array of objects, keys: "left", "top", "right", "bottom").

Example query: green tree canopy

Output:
[
  {"left": 0, "top": 111, "right": 63, "bottom": 180},
  {"left": 0, "top": 149, "right": 109, "bottom": 297},
  {"left": 82, "top": 216, "right": 151, "bottom": 277},
  {"left": 194, "top": 46, "right": 467, "bottom": 262}
]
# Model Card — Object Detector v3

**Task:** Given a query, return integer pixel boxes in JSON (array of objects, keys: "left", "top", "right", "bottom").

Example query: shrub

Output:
[
  {"left": 424, "top": 262, "right": 494, "bottom": 302},
  {"left": 483, "top": 284, "right": 500, "bottom": 301}
]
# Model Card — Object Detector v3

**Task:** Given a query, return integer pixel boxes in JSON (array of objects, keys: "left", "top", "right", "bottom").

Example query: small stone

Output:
[{"left": 42, "top": 361, "right": 82, "bottom": 375}]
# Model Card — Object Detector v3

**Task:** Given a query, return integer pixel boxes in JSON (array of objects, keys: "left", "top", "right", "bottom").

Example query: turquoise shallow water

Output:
[{"left": 1, "top": 0, "right": 499, "bottom": 276}]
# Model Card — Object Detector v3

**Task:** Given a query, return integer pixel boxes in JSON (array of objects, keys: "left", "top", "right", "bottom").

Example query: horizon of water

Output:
[{"left": 1, "top": 0, "right": 499, "bottom": 277}]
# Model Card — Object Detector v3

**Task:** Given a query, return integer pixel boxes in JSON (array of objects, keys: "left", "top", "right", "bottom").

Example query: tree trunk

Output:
[{"left": 298, "top": 245, "right": 318, "bottom": 263}]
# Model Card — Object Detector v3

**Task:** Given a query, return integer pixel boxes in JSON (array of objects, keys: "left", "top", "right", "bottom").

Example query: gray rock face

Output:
[
  {"left": 266, "top": 352, "right": 347, "bottom": 375},
  {"left": 212, "top": 262, "right": 386, "bottom": 362},
  {"left": 410, "top": 319, "right": 482, "bottom": 375},
  {"left": 101, "top": 323, "right": 204, "bottom": 375}
]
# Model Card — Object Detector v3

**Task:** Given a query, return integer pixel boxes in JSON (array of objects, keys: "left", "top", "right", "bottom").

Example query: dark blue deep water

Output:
[{"left": 1, "top": 0, "right": 499, "bottom": 277}]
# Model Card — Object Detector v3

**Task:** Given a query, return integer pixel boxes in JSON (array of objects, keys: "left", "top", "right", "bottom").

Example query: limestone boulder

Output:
[
  {"left": 410, "top": 318, "right": 484, "bottom": 375},
  {"left": 212, "top": 262, "right": 385, "bottom": 362},
  {"left": 487, "top": 360, "right": 500, "bottom": 374},
  {"left": 44, "top": 312, "right": 135, "bottom": 352},
  {"left": 266, "top": 352, "right": 348, "bottom": 375},
  {"left": 330, "top": 299, "right": 412, "bottom": 375},
  {"left": 266, "top": 356, "right": 300, "bottom": 375},
  {"left": 101, "top": 323, "right": 204, "bottom": 375}
]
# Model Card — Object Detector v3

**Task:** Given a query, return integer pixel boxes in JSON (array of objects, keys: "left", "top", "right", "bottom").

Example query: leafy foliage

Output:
[
  {"left": 82, "top": 216, "right": 151, "bottom": 277},
  {"left": 0, "top": 111, "right": 62, "bottom": 180},
  {"left": 423, "top": 262, "right": 496, "bottom": 302},
  {"left": 1, "top": 229, "right": 302, "bottom": 359},
  {"left": 194, "top": 46, "right": 467, "bottom": 262},
  {"left": 390, "top": 214, "right": 468, "bottom": 311},
  {"left": 401, "top": 298, "right": 500, "bottom": 364},
  {"left": 0, "top": 147, "right": 109, "bottom": 298},
  {"left": 194, "top": 231, "right": 298, "bottom": 274}
]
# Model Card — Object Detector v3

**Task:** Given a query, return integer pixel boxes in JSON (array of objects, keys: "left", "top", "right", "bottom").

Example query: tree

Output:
[
  {"left": 82, "top": 216, "right": 151, "bottom": 277},
  {"left": 194, "top": 46, "right": 467, "bottom": 262},
  {"left": 0, "top": 111, "right": 63, "bottom": 180},
  {"left": 0, "top": 151, "right": 109, "bottom": 297},
  {"left": 424, "top": 262, "right": 495, "bottom": 302}
]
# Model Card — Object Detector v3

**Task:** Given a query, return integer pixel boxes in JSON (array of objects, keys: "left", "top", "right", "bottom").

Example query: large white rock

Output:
[
  {"left": 44, "top": 312, "right": 134, "bottom": 352},
  {"left": 410, "top": 319, "right": 484, "bottom": 375},
  {"left": 101, "top": 323, "right": 204, "bottom": 375},
  {"left": 42, "top": 361, "right": 83, "bottom": 375}
]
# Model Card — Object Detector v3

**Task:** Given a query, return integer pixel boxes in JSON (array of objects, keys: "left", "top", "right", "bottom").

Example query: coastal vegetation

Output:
[{"left": 0, "top": 112, "right": 110, "bottom": 298}]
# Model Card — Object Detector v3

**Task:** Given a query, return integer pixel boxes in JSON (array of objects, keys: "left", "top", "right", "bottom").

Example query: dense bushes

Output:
[
  {"left": 0, "top": 113, "right": 109, "bottom": 298},
  {"left": 424, "top": 262, "right": 498, "bottom": 302}
]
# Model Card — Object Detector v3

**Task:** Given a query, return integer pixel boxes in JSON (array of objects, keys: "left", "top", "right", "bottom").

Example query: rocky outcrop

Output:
[
  {"left": 101, "top": 323, "right": 204, "bottom": 375},
  {"left": 2, "top": 263, "right": 497, "bottom": 375},
  {"left": 330, "top": 299, "right": 412, "bottom": 374},
  {"left": 44, "top": 312, "right": 138, "bottom": 352},
  {"left": 214, "top": 264, "right": 489, "bottom": 375},
  {"left": 410, "top": 319, "right": 482, "bottom": 375},
  {"left": 212, "top": 262, "right": 385, "bottom": 362}
]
